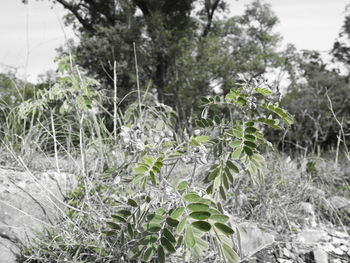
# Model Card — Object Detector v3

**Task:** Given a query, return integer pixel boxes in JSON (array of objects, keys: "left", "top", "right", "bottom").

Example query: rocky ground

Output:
[
  {"left": 0, "top": 167, "right": 76, "bottom": 263},
  {"left": 0, "top": 164, "right": 349, "bottom": 263}
]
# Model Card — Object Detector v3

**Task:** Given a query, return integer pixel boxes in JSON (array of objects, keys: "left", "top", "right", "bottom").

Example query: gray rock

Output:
[
  {"left": 0, "top": 168, "right": 76, "bottom": 262},
  {"left": 328, "top": 196, "right": 350, "bottom": 209},
  {"left": 237, "top": 223, "right": 275, "bottom": 257},
  {"left": 296, "top": 229, "right": 330, "bottom": 243},
  {"left": 313, "top": 248, "right": 328, "bottom": 263},
  {"left": 298, "top": 202, "right": 317, "bottom": 227}
]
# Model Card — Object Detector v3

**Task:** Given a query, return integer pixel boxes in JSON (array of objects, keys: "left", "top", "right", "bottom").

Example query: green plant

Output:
[
  {"left": 19, "top": 69, "right": 293, "bottom": 262},
  {"left": 99, "top": 78, "right": 294, "bottom": 263}
]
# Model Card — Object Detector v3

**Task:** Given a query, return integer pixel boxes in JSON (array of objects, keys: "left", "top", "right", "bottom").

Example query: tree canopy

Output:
[{"left": 24, "top": 0, "right": 283, "bottom": 119}]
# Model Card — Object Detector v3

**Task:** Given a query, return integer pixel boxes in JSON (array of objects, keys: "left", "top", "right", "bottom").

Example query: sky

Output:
[{"left": 0, "top": 0, "right": 349, "bottom": 83}]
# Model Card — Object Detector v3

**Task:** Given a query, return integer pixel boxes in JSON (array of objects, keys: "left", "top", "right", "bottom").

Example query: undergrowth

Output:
[{"left": 1, "top": 58, "right": 348, "bottom": 263}]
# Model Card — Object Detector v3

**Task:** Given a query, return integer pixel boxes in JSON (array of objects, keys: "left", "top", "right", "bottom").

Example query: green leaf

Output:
[
  {"left": 210, "top": 214, "right": 229, "bottom": 223},
  {"left": 245, "top": 134, "right": 256, "bottom": 141},
  {"left": 177, "top": 181, "right": 188, "bottom": 191},
  {"left": 196, "top": 120, "right": 206, "bottom": 128},
  {"left": 192, "top": 221, "right": 212, "bottom": 232},
  {"left": 170, "top": 207, "right": 185, "bottom": 220},
  {"left": 213, "top": 174, "right": 221, "bottom": 191},
  {"left": 191, "top": 138, "right": 200, "bottom": 146},
  {"left": 101, "top": 230, "right": 115, "bottom": 237},
  {"left": 149, "top": 170, "right": 157, "bottom": 185},
  {"left": 196, "top": 237, "right": 209, "bottom": 251},
  {"left": 184, "top": 193, "right": 201, "bottom": 203},
  {"left": 163, "top": 228, "right": 176, "bottom": 244},
  {"left": 152, "top": 166, "right": 160, "bottom": 173},
  {"left": 232, "top": 129, "right": 243, "bottom": 139},
  {"left": 134, "top": 165, "right": 149, "bottom": 173},
  {"left": 231, "top": 147, "right": 242, "bottom": 160},
  {"left": 143, "top": 156, "right": 154, "bottom": 166},
  {"left": 255, "top": 87, "right": 272, "bottom": 95},
  {"left": 222, "top": 173, "right": 229, "bottom": 190},
  {"left": 166, "top": 218, "right": 179, "bottom": 228},
  {"left": 139, "top": 235, "right": 158, "bottom": 245},
  {"left": 219, "top": 186, "right": 227, "bottom": 200},
  {"left": 116, "top": 210, "right": 131, "bottom": 218},
  {"left": 247, "top": 161, "right": 258, "bottom": 175},
  {"left": 208, "top": 167, "right": 220, "bottom": 181},
  {"left": 243, "top": 146, "right": 254, "bottom": 156},
  {"left": 147, "top": 214, "right": 165, "bottom": 223},
  {"left": 129, "top": 245, "right": 142, "bottom": 259},
  {"left": 185, "top": 227, "right": 196, "bottom": 248},
  {"left": 187, "top": 203, "right": 209, "bottom": 212},
  {"left": 127, "top": 223, "right": 134, "bottom": 239},
  {"left": 161, "top": 237, "right": 176, "bottom": 253},
  {"left": 200, "top": 97, "right": 210, "bottom": 103},
  {"left": 225, "top": 93, "right": 236, "bottom": 101},
  {"left": 214, "top": 115, "right": 221, "bottom": 124},
  {"left": 226, "top": 160, "right": 239, "bottom": 173},
  {"left": 106, "top": 221, "right": 121, "bottom": 230},
  {"left": 176, "top": 217, "right": 187, "bottom": 234},
  {"left": 237, "top": 97, "right": 247, "bottom": 107},
  {"left": 127, "top": 198, "right": 138, "bottom": 207},
  {"left": 225, "top": 168, "right": 234, "bottom": 183},
  {"left": 111, "top": 214, "right": 127, "bottom": 223},
  {"left": 244, "top": 140, "right": 257, "bottom": 149},
  {"left": 156, "top": 208, "right": 166, "bottom": 215},
  {"left": 143, "top": 247, "right": 154, "bottom": 262},
  {"left": 229, "top": 140, "right": 242, "bottom": 148},
  {"left": 195, "top": 135, "right": 211, "bottom": 143},
  {"left": 133, "top": 174, "right": 145, "bottom": 185},
  {"left": 245, "top": 127, "right": 257, "bottom": 134},
  {"left": 145, "top": 223, "right": 162, "bottom": 232},
  {"left": 251, "top": 154, "right": 267, "bottom": 168},
  {"left": 189, "top": 211, "right": 211, "bottom": 220},
  {"left": 222, "top": 243, "right": 240, "bottom": 263},
  {"left": 214, "top": 223, "right": 234, "bottom": 236},
  {"left": 157, "top": 245, "right": 165, "bottom": 263}
]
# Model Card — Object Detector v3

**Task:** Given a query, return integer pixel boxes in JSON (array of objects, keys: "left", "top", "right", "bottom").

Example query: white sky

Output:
[{"left": 0, "top": 0, "right": 349, "bottom": 82}]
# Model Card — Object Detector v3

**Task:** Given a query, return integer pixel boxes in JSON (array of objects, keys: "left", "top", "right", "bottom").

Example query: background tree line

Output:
[{"left": 3, "top": 0, "right": 350, "bottom": 153}]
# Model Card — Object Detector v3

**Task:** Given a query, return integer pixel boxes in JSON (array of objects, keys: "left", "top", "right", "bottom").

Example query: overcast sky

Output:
[{"left": 0, "top": 0, "right": 349, "bottom": 82}]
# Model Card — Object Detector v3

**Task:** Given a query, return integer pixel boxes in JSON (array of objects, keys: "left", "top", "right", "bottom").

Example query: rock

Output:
[
  {"left": 332, "top": 236, "right": 348, "bottom": 245},
  {"left": 278, "top": 259, "right": 294, "bottom": 263},
  {"left": 0, "top": 168, "right": 76, "bottom": 263},
  {"left": 313, "top": 247, "right": 328, "bottom": 263},
  {"left": 329, "top": 230, "right": 350, "bottom": 239},
  {"left": 297, "top": 229, "right": 330, "bottom": 243},
  {"left": 328, "top": 196, "right": 350, "bottom": 209},
  {"left": 323, "top": 243, "right": 336, "bottom": 253},
  {"left": 332, "top": 247, "right": 344, "bottom": 255},
  {"left": 298, "top": 202, "right": 317, "bottom": 227},
  {"left": 282, "top": 248, "right": 294, "bottom": 259},
  {"left": 237, "top": 223, "right": 275, "bottom": 257},
  {"left": 339, "top": 245, "right": 349, "bottom": 252}
]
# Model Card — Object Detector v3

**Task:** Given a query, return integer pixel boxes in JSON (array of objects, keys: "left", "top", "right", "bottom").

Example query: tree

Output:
[
  {"left": 332, "top": 5, "right": 350, "bottom": 67},
  {"left": 279, "top": 50, "right": 350, "bottom": 153},
  {"left": 24, "top": 0, "right": 283, "bottom": 121}
]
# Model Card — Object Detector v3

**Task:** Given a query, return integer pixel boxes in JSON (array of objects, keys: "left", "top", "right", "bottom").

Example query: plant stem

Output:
[
  {"left": 113, "top": 61, "right": 118, "bottom": 142},
  {"left": 133, "top": 42, "right": 142, "bottom": 121}
]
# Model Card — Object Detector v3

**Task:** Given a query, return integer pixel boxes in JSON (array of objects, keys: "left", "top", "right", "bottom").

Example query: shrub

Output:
[{"left": 20, "top": 69, "right": 293, "bottom": 262}]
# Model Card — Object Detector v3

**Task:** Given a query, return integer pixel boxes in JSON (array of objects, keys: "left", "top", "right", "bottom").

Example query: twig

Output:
[{"left": 133, "top": 42, "right": 142, "bottom": 121}]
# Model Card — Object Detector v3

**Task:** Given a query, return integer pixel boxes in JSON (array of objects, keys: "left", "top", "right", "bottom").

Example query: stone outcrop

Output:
[{"left": 0, "top": 167, "right": 76, "bottom": 263}]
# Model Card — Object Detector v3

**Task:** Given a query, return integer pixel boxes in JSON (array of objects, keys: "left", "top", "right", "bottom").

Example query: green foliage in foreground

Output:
[{"left": 18, "top": 64, "right": 293, "bottom": 262}]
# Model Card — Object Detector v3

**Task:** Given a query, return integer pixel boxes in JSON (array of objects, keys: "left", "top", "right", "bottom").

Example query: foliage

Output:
[
  {"left": 19, "top": 66, "right": 293, "bottom": 262},
  {"left": 277, "top": 50, "right": 350, "bottom": 153},
  {"left": 25, "top": 0, "right": 283, "bottom": 121}
]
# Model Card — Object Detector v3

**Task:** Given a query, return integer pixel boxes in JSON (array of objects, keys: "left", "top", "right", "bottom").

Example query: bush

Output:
[{"left": 17, "top": 65, "right": 293, "bottom": 262}]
